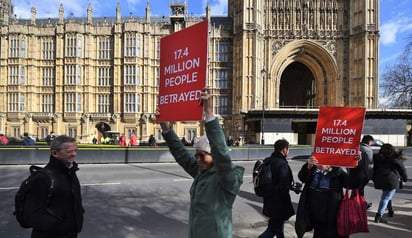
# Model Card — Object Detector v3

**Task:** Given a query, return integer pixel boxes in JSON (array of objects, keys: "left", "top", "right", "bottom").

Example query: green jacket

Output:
[{"left": 162, "top": 118, "right": 245, "bottom": 238}]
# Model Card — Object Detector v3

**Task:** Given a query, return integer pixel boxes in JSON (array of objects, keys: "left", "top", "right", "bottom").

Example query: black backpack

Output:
[
  {"left": 14, "top": 165, "right": 55, "bottom": 228},
  {"left": 252, "top": 159, "right": 272, "bottom": 197}
]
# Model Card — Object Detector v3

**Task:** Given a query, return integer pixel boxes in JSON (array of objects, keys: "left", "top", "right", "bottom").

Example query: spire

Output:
[
  {"left": 116, "top": 1, "right": 121, "bottom": 24},
  {"left": 145, "top": 0, "right": 151, "bottom": 23},
  {"left": 87, "top": 3, "right": 92, "bottom": 24},
  {"left": 31, "top": 7, "right": 36, "bottom": 25},
  {"left": 206, "top": 1, "right": 211, "bottom": 20},
  {"left": 58, "top": 3, "right": 64, "bottom": 24}
]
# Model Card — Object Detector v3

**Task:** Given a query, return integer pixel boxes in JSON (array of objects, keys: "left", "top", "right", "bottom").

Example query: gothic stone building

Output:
[{"left": 0, "top": 0, "right": 410, "bottom": 145}]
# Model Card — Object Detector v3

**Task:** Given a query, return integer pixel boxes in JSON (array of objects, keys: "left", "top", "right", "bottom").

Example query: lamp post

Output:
[{"left": 261, "top": 68, "right": 266, "bottom": 145}]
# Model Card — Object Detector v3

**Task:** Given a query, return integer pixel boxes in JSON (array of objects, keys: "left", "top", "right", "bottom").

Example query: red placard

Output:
[
  {"left": 313, "top": 106, "right": 366, "bottom": 167},
  {"left": 157, "top": 20, "right": 209, "bottom": 122}
]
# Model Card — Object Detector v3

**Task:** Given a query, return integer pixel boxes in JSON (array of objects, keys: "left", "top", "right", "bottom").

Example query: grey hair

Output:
[{"left": 50, "top": 135, "right": 76, "bottom": 151}]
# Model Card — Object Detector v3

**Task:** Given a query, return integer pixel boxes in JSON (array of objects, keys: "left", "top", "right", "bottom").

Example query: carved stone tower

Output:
[
  {"left": 229, "top": 0, "right": 379, "bottom": 113},
  {"left": 228, "top": 0, "right": 379, "bottom": 144},
  {"left": 0, "top": 0, "right": 13, "bottom": 25},
  {"left": 169, "top": 0, "right": 187, "bottom": 32}
]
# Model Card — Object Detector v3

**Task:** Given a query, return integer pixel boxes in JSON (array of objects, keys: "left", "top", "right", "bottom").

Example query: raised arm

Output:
[
  {"left": 199, "top": 88, "right": 214, "bottom": 121},
  {"left": 155, "top": 106, "right": 200, "bottom": 178}
]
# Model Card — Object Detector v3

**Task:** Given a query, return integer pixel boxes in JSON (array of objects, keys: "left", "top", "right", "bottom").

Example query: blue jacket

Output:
[
  {"left": 23, "top": 137, "right": 35, "bottom": 145},
  {"left": 162, "top": 118, "right": 244, "bottom": 238}
]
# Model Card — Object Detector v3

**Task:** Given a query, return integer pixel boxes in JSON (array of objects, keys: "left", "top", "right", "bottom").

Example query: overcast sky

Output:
[{"left": 10, "top": 0, "right": 412, "bottom": 79}]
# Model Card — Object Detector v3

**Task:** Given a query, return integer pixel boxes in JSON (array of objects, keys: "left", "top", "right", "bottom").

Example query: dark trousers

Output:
[
  {"left": 313, "top": 222, "right": 348, "bottom": 238},
  {"left": 388, "top": 199, "right": 393, "bottom": 211},
  {"left": 32, "top": 230, "right": 78, "bottom": 238},
  {"left": 313, "top": 222, "right": 328, "bottom": 238},
  {"left": 356, "top": 179, "right": 369, "bottom": 196},
  {"left": 258, "top": 217, "right": 285, "bottom": 238}
]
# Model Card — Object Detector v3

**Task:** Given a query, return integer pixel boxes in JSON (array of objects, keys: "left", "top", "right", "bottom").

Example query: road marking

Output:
[
  {"left": 0, "top": 182, "right": 122, "bottom": 190},
  {"left": 82, "top": 182, "right": 121, "bottom": 186},
  {"left": 174, "top": 175, "right": 254, "bottom": 181},
  {"left": 173, "top": 179, "right": 192, "bottom": 182},
  {"left": 0, "top": 186, "right": 19, "bottom": 190}
]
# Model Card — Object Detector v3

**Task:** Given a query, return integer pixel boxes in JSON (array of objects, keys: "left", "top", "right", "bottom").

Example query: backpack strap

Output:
[
  {"left": 29, "top": 165, "right": 43, "bottom": 174},
  {"left": 42, "top": 170, "right": 55, "bottom": 205},
  {"left": 29, "top": 165, "right": 55, "bottom": 207}
]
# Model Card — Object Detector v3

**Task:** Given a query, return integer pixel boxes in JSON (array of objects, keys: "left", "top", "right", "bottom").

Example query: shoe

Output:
[
  {"left": 374, "top": 213, "right": 388, "bottom": 223},
  {"left": 388, "top": 210, "right": 394, "bottom": 217},
  {"left": 367, "top": 202, "right": 373, "bottom": 209}
]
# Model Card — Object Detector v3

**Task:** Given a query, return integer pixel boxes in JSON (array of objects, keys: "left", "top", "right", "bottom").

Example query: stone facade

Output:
[
  {"left": 0, "top": 0, "right": 379, "bottom": 145},
  {"left": 229, "top": 0, "right": 379, "bottom": 144}
]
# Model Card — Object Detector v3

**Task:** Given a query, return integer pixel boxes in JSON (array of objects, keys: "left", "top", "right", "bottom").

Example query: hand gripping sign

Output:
[
  {"left": 313, "top": 106, "right": 366, "bottom": 167},
  {"left": 157, "top": 20, "right": 209, "bottom": 122}
]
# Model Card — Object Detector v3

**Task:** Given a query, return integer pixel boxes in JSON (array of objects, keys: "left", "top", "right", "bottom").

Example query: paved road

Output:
[{"left": 0, "top": 158, "right": 411, "bottom": 238}]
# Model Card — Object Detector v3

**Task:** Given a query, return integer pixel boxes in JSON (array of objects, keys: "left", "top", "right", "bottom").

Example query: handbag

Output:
[{"left": 337, "top": 188, "right": 369, "bottom": 236}]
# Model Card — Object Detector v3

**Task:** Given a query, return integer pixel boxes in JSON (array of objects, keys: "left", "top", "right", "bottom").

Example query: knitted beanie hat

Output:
[{"left": 194, "top": 135, "right": 211, "bottom": 154}]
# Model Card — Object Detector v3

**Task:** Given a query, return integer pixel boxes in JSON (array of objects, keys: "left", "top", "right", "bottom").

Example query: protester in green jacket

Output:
[{"left": 157, "top": 89, "right": 245, "bottom": 238}]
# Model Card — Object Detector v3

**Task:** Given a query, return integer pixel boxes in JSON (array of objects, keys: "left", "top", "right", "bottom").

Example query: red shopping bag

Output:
[
  {"left": 337, "top": 188, "right": 369, "bottom": 236},
  {"left": 355, "top": 190, "right": 369, "bottom": 233}
]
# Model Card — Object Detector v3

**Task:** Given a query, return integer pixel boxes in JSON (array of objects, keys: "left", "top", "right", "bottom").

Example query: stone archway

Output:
[
  {"left": 95, "top": 122, "right": 111, "bottom": 143},
  {"left": 271, "top": 40, "right": 338, "bottom": 108},
  {"left": 95, "top": 122, "right": 111, "bottom": 133},
  {"left": 279, "top": 62, "right": 315, "bottom": 107},
  {"left": 266, "top": 40, "right": 338, "bottom": 144}
]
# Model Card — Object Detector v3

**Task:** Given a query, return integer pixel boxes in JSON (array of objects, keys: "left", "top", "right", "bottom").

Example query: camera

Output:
[{"left": 290, "top": 181, "right": 303, "bottom": 194}]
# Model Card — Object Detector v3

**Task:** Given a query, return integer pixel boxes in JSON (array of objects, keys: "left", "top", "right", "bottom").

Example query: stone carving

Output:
[
  {"left": 272, "top": 40, "right": 286, "bottom": 55},
  {"left": 323, "top": 41, "right": 336, "bottom": 56},
  {"left": 81, "top": 113, "right": 90, "bottom": 123},
  {"left": 111, "top": 113, "right": 118, "bottom": 123},
  {"left": 269, "top": 0, "right": 338, "bottom": 36},
  {"left": 24, "top": 113, "right": 31, "bottom": 123}
]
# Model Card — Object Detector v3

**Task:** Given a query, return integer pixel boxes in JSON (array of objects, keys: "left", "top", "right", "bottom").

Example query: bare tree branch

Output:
[{"left": 380, "top": 34, "right": 412, "bottom": 108}]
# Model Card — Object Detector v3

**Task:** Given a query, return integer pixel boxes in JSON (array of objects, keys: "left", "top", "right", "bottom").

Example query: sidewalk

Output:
[
  {"left": 233, "top": 158, "right": 411, "bottom": 238},
  {"left": 246, "top": 197, "right": 412, "bottom": 238}
]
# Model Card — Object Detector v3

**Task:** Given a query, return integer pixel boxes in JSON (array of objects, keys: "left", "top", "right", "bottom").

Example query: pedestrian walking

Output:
[
  {"left": 129, "top": 133, "right": 138, "bottom": 146},
  {"left": 119, "top": 134, "right": 126, "bottom": 147},
  {"left": 373, "top": 143, "right": 408, "bottom": 223},
  {"left": 258, "top": 139, "right": 295, "bottom": 238},
  {"left": 0, "top": 132, "right": 9, "bottom": 145},
  {"left": 45, "top": 131, "right": 55, "bottom": 145},
  {"left": 148, "top": 135, "right": 156, "bottom": 146},
  {"left": 347, "top": 135, "right": 374, "bottom": 207},
  {"left": 21, "top": 135, "right": 84, "bottom": 237},
  {"left": 23, "top": 132, "right": 35, "bottom": 146}
]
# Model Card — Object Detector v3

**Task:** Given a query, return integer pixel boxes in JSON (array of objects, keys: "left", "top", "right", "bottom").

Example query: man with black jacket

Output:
[
  {"left": 24, "top": 135, "right": 84, "bottom": 238},
  {"left": 259, "top": 139, "right": 295, "bottom": 238},
  {"left": 348, "top": 135, "right": 374, "bottom": 207}
]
